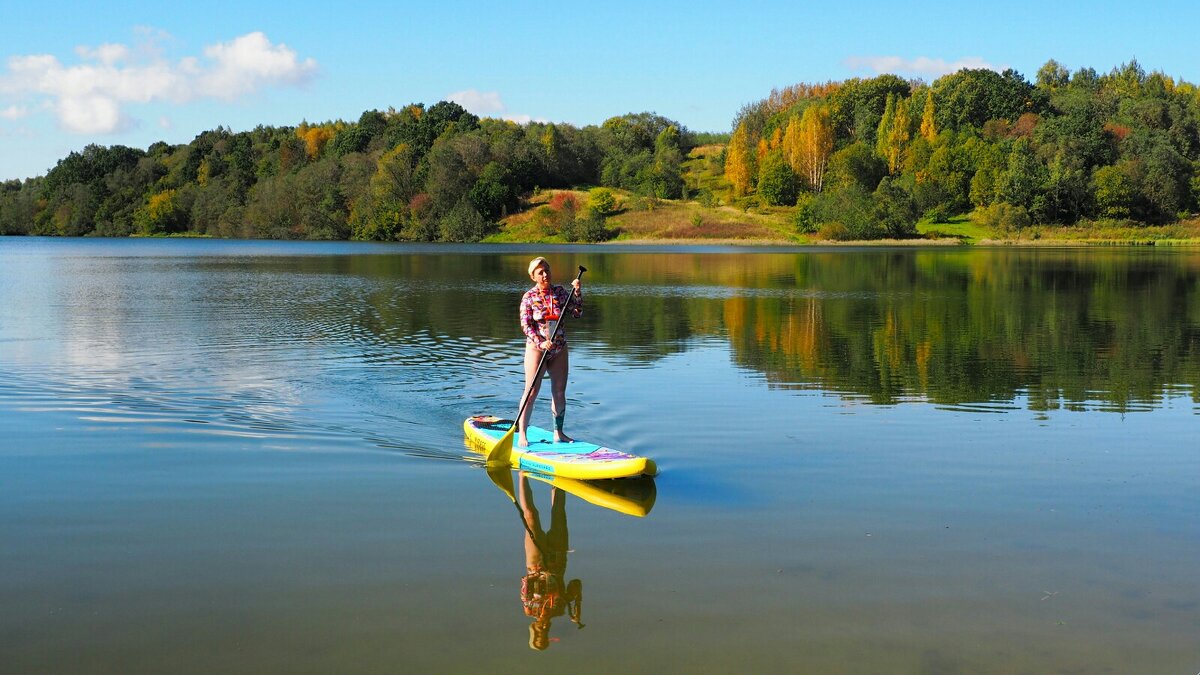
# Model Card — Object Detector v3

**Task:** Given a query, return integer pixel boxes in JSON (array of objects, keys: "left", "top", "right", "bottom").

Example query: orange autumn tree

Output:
[{"left": 296, "top": 122, "right": 345, "bottom": 160}]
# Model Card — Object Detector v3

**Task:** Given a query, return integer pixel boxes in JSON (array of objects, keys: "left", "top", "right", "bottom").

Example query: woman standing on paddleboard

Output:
[{"left": 518, "top": 257, "right": 582, "bottom": 448}]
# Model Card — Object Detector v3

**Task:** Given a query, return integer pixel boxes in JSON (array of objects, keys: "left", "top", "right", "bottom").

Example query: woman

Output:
[{"left": 518, "top": 257, "right": 582, "bottom": 448}]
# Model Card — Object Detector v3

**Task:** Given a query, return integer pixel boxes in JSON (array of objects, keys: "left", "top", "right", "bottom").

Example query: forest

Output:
[{"left": 1, "top": 59, "right": 1198, "bottom": 241}]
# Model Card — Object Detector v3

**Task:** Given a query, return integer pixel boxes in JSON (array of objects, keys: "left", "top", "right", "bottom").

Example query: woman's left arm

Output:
[{"left": 563, "top": 283, "right": 582, "bottom": 317}]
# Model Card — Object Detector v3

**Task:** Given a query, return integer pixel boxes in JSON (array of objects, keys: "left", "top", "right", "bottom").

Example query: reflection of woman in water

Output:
[{"left": 518, "top": 472, "right": 583, "bottom": 650}]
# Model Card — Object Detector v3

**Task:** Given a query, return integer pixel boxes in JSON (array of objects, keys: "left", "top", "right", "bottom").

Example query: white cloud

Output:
[
  {"left": 0, "top": 31, "right": 318, "bottom": 134},
  {"left": 844, "top": 55, "right": 1001, "bottom": 78},
  {"left": 448, "top": 89, "right": 505, "bottom": 115},
  {"left": 1, "top": 104, "right": 27, "bottom": 120},
  {"left": 197, "top": 32, "right": 317, "bottom": 99},
  {"left": 448, "top": 88, "right": 546, "bottom": 124},
  {"left": 57, "top": 94, "right": 131, "bottom": 134},
  {"left": 75, "top": 43, "right": 131, "bottom": 65}
]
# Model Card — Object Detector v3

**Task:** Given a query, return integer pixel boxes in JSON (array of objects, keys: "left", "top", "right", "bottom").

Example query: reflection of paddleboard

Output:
[
  {"left": 526, "top": 473, "right": 656, "bottom": 518},
  {"left": 464, "top": 416, "right": 658, "bottom": 480}
]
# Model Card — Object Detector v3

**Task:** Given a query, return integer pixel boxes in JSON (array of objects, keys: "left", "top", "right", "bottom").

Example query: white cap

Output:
[{"left": 527, "top": 257, "right": 549, "bottom": 276}]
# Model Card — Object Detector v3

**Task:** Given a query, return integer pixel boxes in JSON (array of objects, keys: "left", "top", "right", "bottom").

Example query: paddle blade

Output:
[
  {"left": 486, "top": 465, "right": 517, "bottom": 503},
  {"left": 485, "top": 423, "right": 515, "bottom": 467}
]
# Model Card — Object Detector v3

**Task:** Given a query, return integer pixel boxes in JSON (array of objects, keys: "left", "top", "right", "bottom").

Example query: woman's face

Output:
[{"left": 530, "top": 264, "right": 551, "bottom": 287}]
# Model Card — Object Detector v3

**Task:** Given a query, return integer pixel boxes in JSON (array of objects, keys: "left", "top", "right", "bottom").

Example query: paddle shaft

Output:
[{"left": 512, "top": 265, "right": 586, "bottom": 436}]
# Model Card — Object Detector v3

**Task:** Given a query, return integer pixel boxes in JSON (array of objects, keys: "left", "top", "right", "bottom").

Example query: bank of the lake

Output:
[{"left": 482, "top": 187, "right": 1200, "bottom": 247}]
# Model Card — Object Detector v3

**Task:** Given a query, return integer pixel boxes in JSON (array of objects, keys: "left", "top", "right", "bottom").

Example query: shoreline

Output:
[{"left": 5, "top": 233, "right": 1200, "bottom": 247}]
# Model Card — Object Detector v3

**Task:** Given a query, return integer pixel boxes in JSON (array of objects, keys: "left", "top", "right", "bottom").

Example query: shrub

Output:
[
  {"left": 578, "top": 208, "right": 611, "bottom": 242},
  {"left": 588, "top": 187, "right": 618, "bottom": 215},
  {"left": 971, "top": 202, "right": 1032, "bottom": 233},
  {"left": 549, "top": 192, "right": 579, "bottom": 212},
  {"left": 529, "top": 205, "right": 558, "bottom": 234},
  {"left": 794, "top": 193, "right": 817, "bottom": 233},
  {"left": 757, "top": 150, "right": 798, "bottom": 206},
  {"left": 812, "top": 185, "right": 883, "bottom": 239},
  {"left": 561, "top": 207, "right": 611, "bottom": 242},
  {"left": 817, "top": 221, "right": 851, "bottom": 241}
]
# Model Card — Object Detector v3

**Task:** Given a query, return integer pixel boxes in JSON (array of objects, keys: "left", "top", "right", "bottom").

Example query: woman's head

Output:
[
  {"left": 520, "top": 572, "right": 582, "bottom": 649},
  {"left": 528, "top": 257, "right": 551, "bottom": 285}
]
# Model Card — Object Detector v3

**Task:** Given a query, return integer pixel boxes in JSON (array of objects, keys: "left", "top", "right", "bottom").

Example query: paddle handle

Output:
[{"left": 513, "top": 265, "right": 586, "bottom": 431}]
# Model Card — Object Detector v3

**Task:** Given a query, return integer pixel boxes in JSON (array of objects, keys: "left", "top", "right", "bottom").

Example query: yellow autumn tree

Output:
[
  {"left": 919, "top": 93, "right": 937, "bottom": 141},
  {"left": 724, "top": 124, "right": 755, "bottom": 197},
  {"left": 877, "top": 96, "right": 912, "bottom": 174},
  {"left": 794, "top": 104, "right": 834, "bottom": 192},
  {"left": 756, "top": 137, "right": 770, "bottom": 163},
  {"left": 296, "top": 122, "right": 345, "bottom": 160},
  {"left": 768, "top": 127, "right": 783, "bottom": 150},
  {"left": 782, "top": 115, "right": 802, "bottom": 172}
]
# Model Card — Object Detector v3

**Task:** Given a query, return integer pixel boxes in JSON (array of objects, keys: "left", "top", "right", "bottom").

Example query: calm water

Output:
[{"left": 1, "top": 237, "right": 1198, "bottom": 673}]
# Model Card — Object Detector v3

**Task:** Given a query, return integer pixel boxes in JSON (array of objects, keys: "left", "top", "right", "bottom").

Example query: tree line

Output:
[
  {"left": 0, "top": 103, "right": 695, "bottom": 241},
  {"left": 2, "top": 58, "right": 1199, "bottom": 241},
  {"left": 726, "top": 59, "right": 1200, "bottom": 238}
]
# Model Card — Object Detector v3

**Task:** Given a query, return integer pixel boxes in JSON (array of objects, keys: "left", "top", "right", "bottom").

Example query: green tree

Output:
[
  {"left": 1036, "top": 59, "right": 1070, "bottom": 91},
  {"left": 826, "top": 141, "right": 887, "bottom": 192},
  {"left": 439, "top": 198, "right": 489, "bottom": 242},
  {"left": 351, "top": 144, "right": 419, "bottom": 240},
  {"left": 425, "top": 138, "right": 475, "bottom": 217},
  {"left": 650, "top": 125, "right": 685, "bottom": 198},
  {"left": 872, "top": 177, "right": 919, "bottom": 237},
  {"left": 997, "top": 138, "right": 1047, "bottom": 209},
  {"left": 756, "top": 150, "right": 798, "bottom": 206},
  {"left": 827, "top": 75, "right": 912, "bottom": 143},
  {"left": 468, "top": 162, "right": 517, "bottom": 219},
  {"left": 135, "top": 189, "right": 190, "bottom": 235},
  {"left": 1137, "top": 134, "right": 1192, "bottom": 220},
  {"left": 0, "top": 179, "right": 38, "bottom": 235},
  {"left": 932, "top": 68, "right": 1038, "bottom": 130},
  {"left": 1092, "top": 163, "right": 1138, "bottom": 219}
]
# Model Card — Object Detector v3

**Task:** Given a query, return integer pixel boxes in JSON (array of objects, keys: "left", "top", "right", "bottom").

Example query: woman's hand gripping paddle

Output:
[{"left": 486, "top": 265, "right": 587, "bottom": 467}]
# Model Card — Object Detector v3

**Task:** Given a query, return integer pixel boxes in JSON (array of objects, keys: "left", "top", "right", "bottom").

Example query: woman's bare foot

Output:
[
  {"left": 553, "top": 431, "right": 574, "bottom": 443},
  {"left": 518, "top": 434, "right": 530, "bottom": 448}
]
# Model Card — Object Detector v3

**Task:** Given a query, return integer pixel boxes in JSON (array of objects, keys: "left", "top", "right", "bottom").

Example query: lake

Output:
[{"left": 1, "top": 237, "right": 1197, "bottom": 673}]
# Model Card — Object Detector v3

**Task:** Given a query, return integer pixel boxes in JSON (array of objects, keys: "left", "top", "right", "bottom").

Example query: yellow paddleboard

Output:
[{"left": 464, "top": 415, "right": 658, "bottom": 480}]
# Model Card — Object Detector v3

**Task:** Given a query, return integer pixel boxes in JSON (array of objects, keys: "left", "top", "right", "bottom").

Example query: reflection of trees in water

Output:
[
  {"left": 724, "top": 251, "right": 1200, "bottom": 409},
  {"left": 273, "top": 249, "right": 1200, "bottom": 410}
]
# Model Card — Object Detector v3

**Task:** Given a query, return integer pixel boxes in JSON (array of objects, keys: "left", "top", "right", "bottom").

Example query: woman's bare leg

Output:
[
  {"left": 547, "top": 348, "right": 572, "bottom": 442},
  {"left": 519, "top": 473, "right": 545, "bottom": 570},
  {"left": 518, "top": 344, "right": 543, "bottom": 447}
]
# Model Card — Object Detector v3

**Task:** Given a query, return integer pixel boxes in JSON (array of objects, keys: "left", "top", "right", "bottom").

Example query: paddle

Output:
[{"left": 485, "top": 265, "right": 587, "bottom": 467}]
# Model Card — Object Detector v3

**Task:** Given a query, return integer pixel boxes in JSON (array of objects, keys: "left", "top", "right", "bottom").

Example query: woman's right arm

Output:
[{"left": 519, "top": 292, "right": 540, "bottom": 344}]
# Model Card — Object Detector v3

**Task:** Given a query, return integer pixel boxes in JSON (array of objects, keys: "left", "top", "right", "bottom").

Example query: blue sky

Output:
[{"left": 2, "top": 0, "right": 1197, "bottom": 180}]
